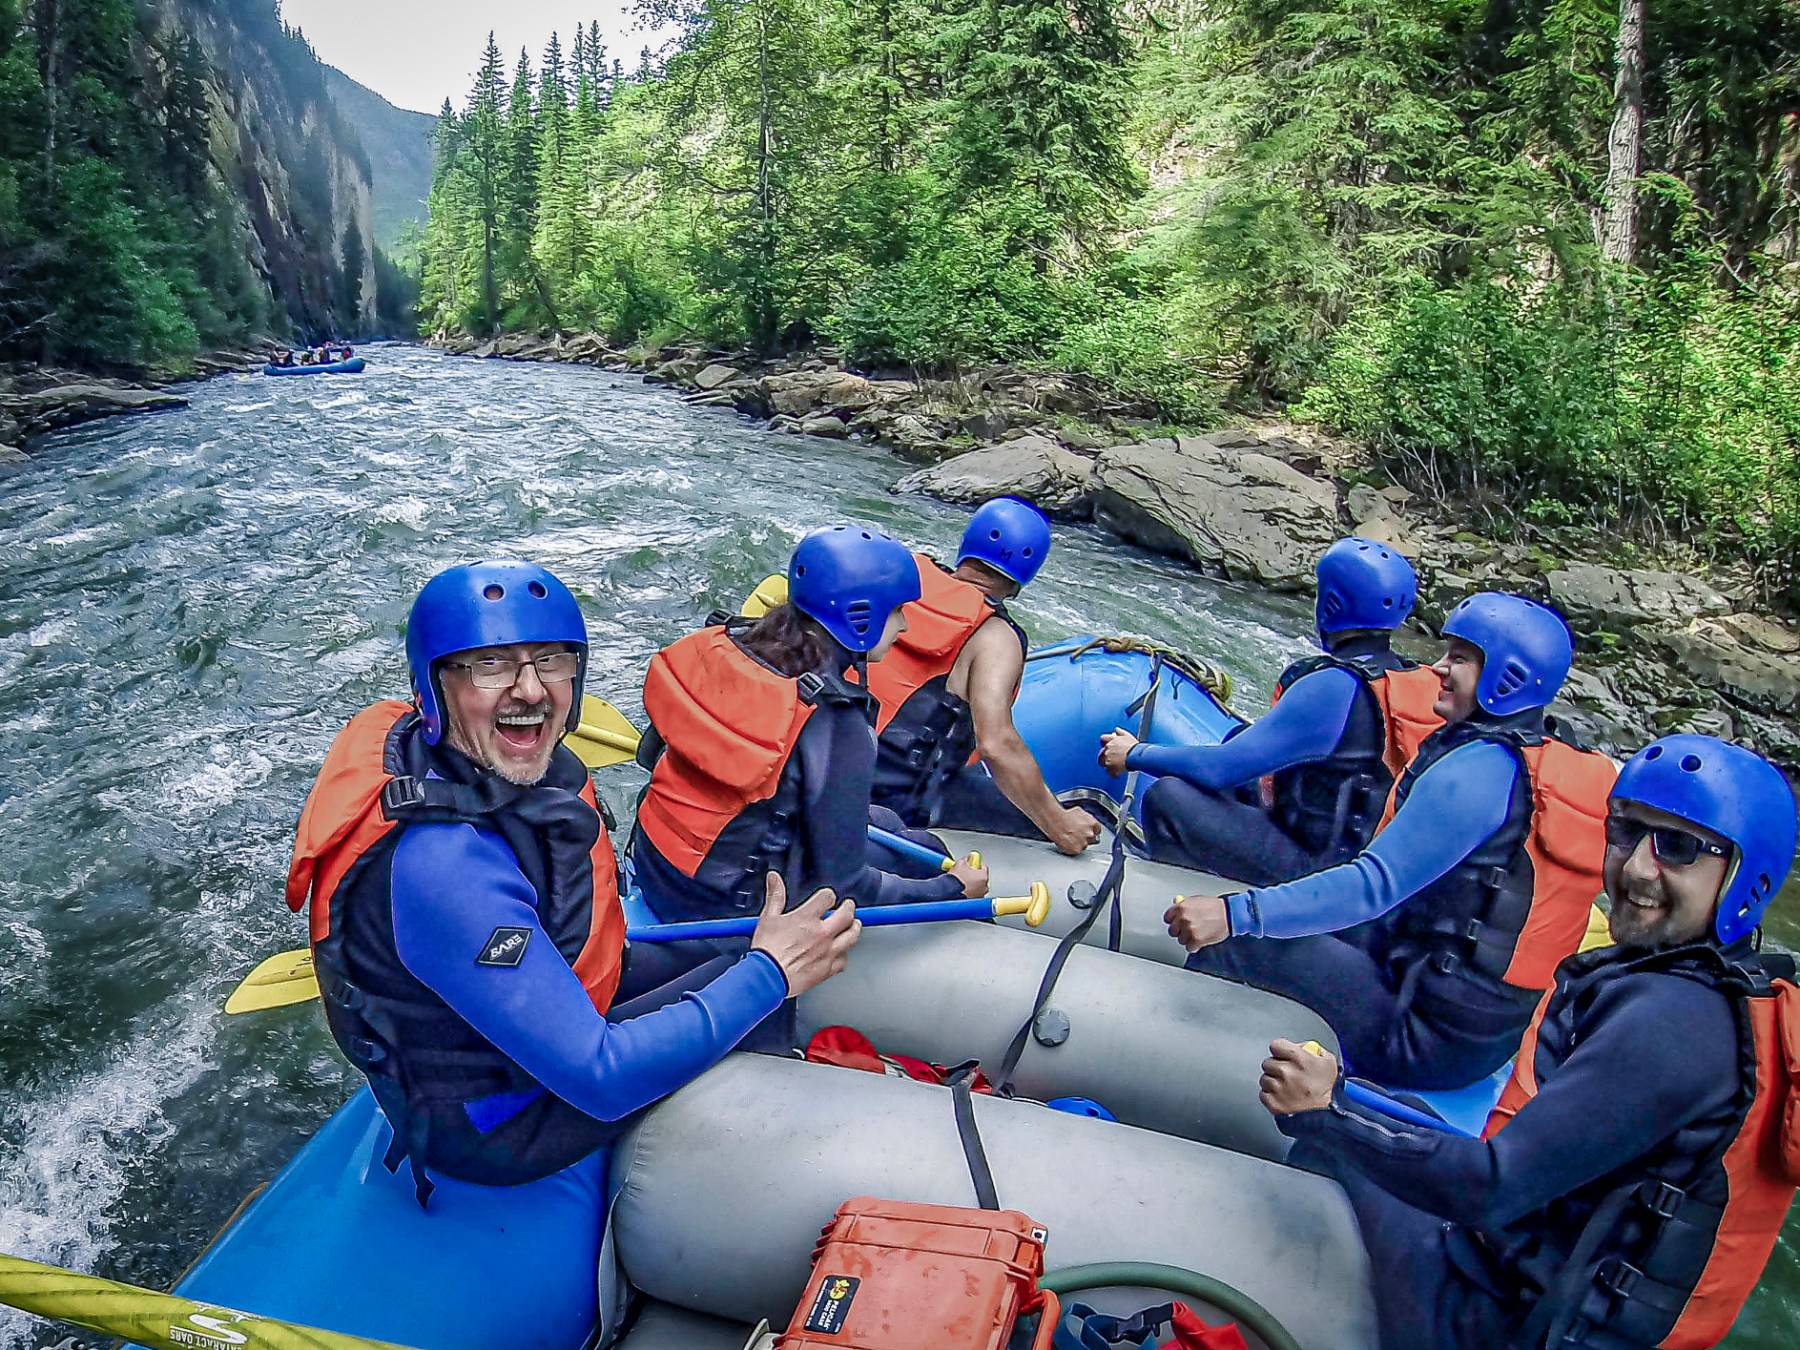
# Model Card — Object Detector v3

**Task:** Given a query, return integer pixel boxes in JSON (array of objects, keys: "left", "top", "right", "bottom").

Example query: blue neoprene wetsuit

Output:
[
  {"left": 1127, "top": 664, "right": 1362, "bottom": 790},
  {"left": 1276, "top": 952, "right": 1743, "bottom": 1348},
  {"left": 390, "top": 823, "right": 788, "bottom": 1128},
  {"left": 1220, "top": 737, "right": 1519, "bottom": 939}
]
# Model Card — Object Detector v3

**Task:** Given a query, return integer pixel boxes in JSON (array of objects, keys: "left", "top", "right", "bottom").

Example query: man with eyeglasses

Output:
[
  {"left": 287, "top": 560, "right": 860, "bottom": 1207},
  {"left": 1257, "top": 733, "right": 1799, "bottom": 1350}
]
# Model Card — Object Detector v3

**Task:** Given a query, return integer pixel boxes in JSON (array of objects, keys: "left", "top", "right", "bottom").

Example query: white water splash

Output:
[{"left": 0, "top": 1008, "right": 215, "bottom": 1350}]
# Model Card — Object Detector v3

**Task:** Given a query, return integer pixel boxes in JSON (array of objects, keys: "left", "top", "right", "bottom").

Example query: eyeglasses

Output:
[
  {"left": 1603, "top": 816, "right": 1730, "bottom": 868},
  {"left": 443, "top": 651, "right": 580, "bottom": 689}
]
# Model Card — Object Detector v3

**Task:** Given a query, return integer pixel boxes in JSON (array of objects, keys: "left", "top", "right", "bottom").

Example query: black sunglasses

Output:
[{"left": 1604, "top": 816, "right": 1730, "bottom": 867}]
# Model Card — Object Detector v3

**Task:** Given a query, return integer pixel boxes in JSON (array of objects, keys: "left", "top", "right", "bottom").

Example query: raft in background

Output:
[{"left": 264, "top": 357, "right": 366, "bottom": 376}]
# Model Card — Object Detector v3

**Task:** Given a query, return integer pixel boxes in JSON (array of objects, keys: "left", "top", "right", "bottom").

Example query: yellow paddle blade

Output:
[
  {"left": 224, "top": 948, "right": 320, "bottom": 1015},
  {"left": 739, "top": 573, "right": 788, "bottom": 619},
  {"left": 566, "top": 694, "right": 643, "bottom": 769},
  {"left": 0, "top": 1250, "right": 420, "bottom": 1350},
  {"left": 1578, "top": 903, "right": 1612, "bottom": 953}
]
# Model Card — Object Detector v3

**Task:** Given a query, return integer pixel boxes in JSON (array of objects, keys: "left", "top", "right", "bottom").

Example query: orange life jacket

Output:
[
  {"left": 637, "top": 627, "right": 820, "bottom": 878},
  {"left": 1377, "top": 724, "right": 1616, "bottom": 991},
  {"left": 286, "top": 699, "right": 624, "bottom": 1012},
  {"left": 865, "top": 554, "right": 1006, "bottom": 735},
  {"left": 1263, "top": 650, "right": 1444, "bottom": 858},
  {"left": 1482, "top": 946, "right": 1800, "bottom": 1347}
]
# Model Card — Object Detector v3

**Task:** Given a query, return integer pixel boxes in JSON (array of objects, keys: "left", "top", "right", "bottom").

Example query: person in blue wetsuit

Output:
[
  {"left": 630, "top": 524, "right": 988, "bottom": 969},
  {"left": 286, "top": 561, "right": 861, "bottom": 1204},
  {"left": 1259, "top": 735, "right": 1800, "bottom": 1350},
  {"left": 1169, "top": 592, "right": 1617, "bottom": 1089},
  {"left": 1101, "top": 537, "right": 1441, "bottom": 885}
]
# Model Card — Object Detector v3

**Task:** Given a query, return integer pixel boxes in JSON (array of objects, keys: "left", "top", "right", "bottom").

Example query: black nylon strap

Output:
[
  {"left": 952, "top": 1078, "right": 1000, "bottom": 1210},
  {"left": 993, "top": 655, "right": 1163, "bottom": 1092}
]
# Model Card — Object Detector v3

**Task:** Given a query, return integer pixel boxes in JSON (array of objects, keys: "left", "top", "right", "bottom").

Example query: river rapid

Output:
[{"left": 0, "top": 343, "right": 1793, "bottom": 1347}]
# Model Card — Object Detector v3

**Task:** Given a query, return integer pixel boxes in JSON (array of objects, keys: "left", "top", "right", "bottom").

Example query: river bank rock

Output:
[
  {"left": 895, "top": 434, "right": 1097, "bottom": 514},
  {"left": 1090, "top": 435, "right": 1342, "bottom": 591},
  {"left": 1547, "top": 561, "right": 1731, "bottom": 633},
  {"left": 0, "top": 378, "right": 187, "bottom": 440}
]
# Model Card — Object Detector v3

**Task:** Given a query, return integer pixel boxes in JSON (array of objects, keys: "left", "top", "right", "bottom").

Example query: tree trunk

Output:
[{"left": 1601, "top": 0, "right": 1645, "bottom": 267}]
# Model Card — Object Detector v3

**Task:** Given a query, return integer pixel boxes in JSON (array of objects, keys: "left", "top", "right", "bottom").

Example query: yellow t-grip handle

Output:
[
  {"left": 1301, "top": 1040, "right": 1329, "bottom": 1057},
  {"left": 939, "top": 850, "right": 982, "bottom": 873},
  {"left": 991, "top": 882, "right": 1053, "bottom": 928}
]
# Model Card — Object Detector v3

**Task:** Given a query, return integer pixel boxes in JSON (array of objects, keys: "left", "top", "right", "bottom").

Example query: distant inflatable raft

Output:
[{"left": 264, "top": 356, "right": 365, "bottom": 376}]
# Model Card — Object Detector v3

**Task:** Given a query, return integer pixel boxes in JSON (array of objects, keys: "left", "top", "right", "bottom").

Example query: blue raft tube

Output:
[{"left": 264, "top": 356, "right": 366, "bottom": 376}]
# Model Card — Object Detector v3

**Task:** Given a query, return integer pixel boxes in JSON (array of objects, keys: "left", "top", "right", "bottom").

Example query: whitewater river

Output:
[{"left": 0, "top": 343, "right": 1793, "bottom": 1346}]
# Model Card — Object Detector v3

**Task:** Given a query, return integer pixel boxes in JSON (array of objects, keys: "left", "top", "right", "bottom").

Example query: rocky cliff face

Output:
[{"left": 154, "top": 0, "right": 380, "bottom": 338}]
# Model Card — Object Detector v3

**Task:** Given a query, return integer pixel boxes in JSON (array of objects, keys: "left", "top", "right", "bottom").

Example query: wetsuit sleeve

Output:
[
  {"left": 389, "top": 823, "right": 788, "bottom": 1122},
  {"left": 1278, "top": 972, "right": 1741, "bottom": 1228},
  {"left": 1127, "top": 666, "right": 1361, "bottom": 790},
  {"left": 795, "top": 705, "right": 964, "bottom": 907},
  {"left": 1224, "top": 739, "right": 1519, "bottom": 939}
]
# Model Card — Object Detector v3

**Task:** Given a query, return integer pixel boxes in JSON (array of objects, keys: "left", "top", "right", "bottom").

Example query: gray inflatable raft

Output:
[
  {"left": 798, "top": 917, "right": 1333, "bottom": 1160},
  {"left": 605, "top": 1055, "right": 1378, "bottom": 1350}
]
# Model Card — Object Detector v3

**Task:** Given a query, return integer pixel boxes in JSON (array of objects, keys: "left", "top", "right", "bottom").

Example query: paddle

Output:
[
  {"left": 625, "top": 882, "right": 1052, "bottom": 943},
  {"left": 739, "top": 572, "right": 789, "bottom": 620},
  {"left": 226, "top": 873, "right": 1039, "bottom": 1015},
  {"left": 564, "top": 693, "right": 642, "bottom": 769},
  {"left": 1300, "top": 1040, "right": 1472, "bottom": 1137},
  {"left": 0, "top": 1251, "right": 414, "bottom": 1350},
  {"left": 867, "top": 824, "right": 979, "bottom": 874}
]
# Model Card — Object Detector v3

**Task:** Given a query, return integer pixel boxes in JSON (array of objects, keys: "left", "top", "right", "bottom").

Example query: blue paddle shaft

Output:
[
  {"left": 627, "top": 896, "right": 994, "bottom": 944},
  {"left": 1343, "top": 1081, "right": 1471, "bottom": 1136},
  {"left": 867, "top": 824, "right": 951, "bottom": 870}
]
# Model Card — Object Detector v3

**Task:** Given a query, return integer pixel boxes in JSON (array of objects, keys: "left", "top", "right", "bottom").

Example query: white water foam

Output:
[{"left": 0, "top": 1007, "right": 215, "bottom": 1350}]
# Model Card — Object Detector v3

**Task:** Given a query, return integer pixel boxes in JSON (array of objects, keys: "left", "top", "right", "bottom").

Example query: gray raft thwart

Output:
[
  {"left": 605, "top": 1056, "right": 1378, "bottom": 1350},
  {"left": 799, "top": 918, "right": 1334, "bottom": 1161}
]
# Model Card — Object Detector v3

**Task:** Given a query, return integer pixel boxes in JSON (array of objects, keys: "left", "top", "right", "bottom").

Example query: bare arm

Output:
[{"left": 965, "top": 620, "right": 1100, "bottom": 855}]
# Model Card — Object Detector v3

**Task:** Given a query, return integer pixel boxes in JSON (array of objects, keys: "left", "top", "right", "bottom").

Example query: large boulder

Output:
[
  {"left": 761, "top": 370, "right": 889, "bottom": 419},
  {"left": 894, "top": 433, "right": 1096, "bottom": 515},
  {"left": 1090, "top": 435, "right": 1342, "bottom": 590},
  {"left": 1546, "top": 561, "right": 1730, "bottom": 633},
  {"left": 692, "top": 361, "right": 743, "bottom": 392},
  {"left": 1655, "top": 621, "right": 1800, "bottom": 717},
  {"left": 11, "top": 383, "right": 187, "bottom": 435}
]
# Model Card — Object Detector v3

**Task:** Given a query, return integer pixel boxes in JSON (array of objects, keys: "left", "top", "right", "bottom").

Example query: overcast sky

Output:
[{"left": 281, "top": 2, "right": 658, "bottom": 114}]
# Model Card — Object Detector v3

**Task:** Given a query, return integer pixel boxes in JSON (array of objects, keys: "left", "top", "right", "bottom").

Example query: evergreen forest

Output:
[
  {"left": 419, "top": 1, "right": 1800, "bottom": 604},
  {"left": 0, "top": 0, "right": 412, "bottom": 374}
]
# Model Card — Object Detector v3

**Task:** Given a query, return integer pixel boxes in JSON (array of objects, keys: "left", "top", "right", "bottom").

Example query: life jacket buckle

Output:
[
  {"left": 1639, "top": 1180, "right": 1687, "bottom": 1220},
  {"left": 796, "top": 671, "right": 824, "bottom": 705},
  {"left": 381, "top": 774, "right": 429, "bottom": 816},
  {"left": 1597, "top": 1258, "right": 1642, "bottom": 1298},
  {"left": 1430, "top": 950, "right": 1461, "bottom": 975}
]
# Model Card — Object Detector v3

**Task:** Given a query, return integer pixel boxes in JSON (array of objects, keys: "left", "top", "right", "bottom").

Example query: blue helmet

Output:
[
  {"left": 788, "top": 525, "right": 921, "bottom": 654},
  {"left": 1315, "top": 536, "right": 1417, "bottom": 641},
  {"left": 1612, "top": 735, "right": 1798, "bottom": 945},
  {"left": 405, "top": 560, "right": 588, "bottom": 745},
  {"left": 957, "top": 497, "right": 1052, "bottom": 587},
  {"left": 1440, "top": 592, "right": 1573, "bottom": 718}
]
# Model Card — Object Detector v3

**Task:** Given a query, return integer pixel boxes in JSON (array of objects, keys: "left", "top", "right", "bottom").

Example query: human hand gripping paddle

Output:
[{"left": 1258, "top": 1039, "right": 1472, "bottom": 1136}]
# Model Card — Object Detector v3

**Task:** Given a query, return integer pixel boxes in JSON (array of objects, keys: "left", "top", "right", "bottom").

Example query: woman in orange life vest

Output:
[
  {"left": 865, "top": 496, "right": 1101, "bottom": 856},
  {"left": 631, "top": 524, "right": 990, "bottom": 942},
  {"left": 1171, "top": 593, "right": 1617, "bottom": 1090},
  {"left": 287, "top": 561, "right": 859, "bottom": 1204},
  {"left": 1102, "top": 536, "right": 1443, "bottom": 885},
  {"left": 1260, "top": 734, "right": 1800, "bottom": 1350}
]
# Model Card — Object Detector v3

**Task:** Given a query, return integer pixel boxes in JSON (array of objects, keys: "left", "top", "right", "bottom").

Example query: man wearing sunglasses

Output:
[
  {"left": 1257, "top": 733, "right": 1799, "bottom": 1349},
  {"left": 287, "top": 560, "right": 860, "bottom": 1208}
]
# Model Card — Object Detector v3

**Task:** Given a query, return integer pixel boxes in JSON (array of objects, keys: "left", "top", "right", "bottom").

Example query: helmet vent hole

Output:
[
  {"left": 1494, "top": 660, "right": 1529, "bottom": 697},
  {"left": 846, "top": 599, "right": 873, "bottom": 633},
  {"left": 1382, "top": 598, "right": 1393, "bottom": 607},
  {"left": 1644, "top": 745, "right": 1663, "bottom": 760},
  {"left": 483, "top": 584, "right": 505, "bottom": 601},
  {"left": 528, "top": 581, "right": 547, "bottom": 598},
  {"left": 1680, "top": 755, "right": 1703, "bottom": 772}
]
